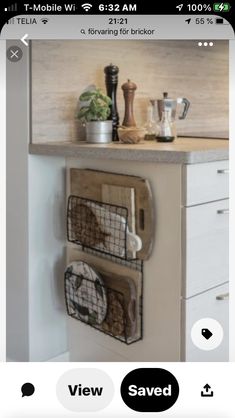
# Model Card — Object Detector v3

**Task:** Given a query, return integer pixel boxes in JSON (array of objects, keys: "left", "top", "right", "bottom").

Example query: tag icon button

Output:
[{"left": 201, "top": 328, "right": 213, "bottom": 340}]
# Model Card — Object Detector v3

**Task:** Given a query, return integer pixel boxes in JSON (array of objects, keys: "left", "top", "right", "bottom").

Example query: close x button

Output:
[{"left": 120, "top": 368, "right": 179, "bottom": 412}]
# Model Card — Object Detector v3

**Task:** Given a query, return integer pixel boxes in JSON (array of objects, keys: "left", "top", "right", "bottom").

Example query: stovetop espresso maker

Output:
[
  {"left": 150, "top": 92, "right": 190, "bottom": 142},
  {"left": 151, "top": 92, "right": 190, "bottom": 121}
]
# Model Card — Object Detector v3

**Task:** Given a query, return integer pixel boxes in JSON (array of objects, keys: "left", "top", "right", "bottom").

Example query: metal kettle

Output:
[{"left": 151, "top": 92, "right": 190, "bottom": 121}]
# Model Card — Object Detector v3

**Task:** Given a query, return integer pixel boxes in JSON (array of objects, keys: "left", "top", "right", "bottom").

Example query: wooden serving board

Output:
[
  {"left": 102, "top": 184, "right": 135, "bottom": 233},
  {"left": 70, "top": 168, "right": 154, "bottom": 260},
  {"left": 67, "top": 247, "right": 142, "bottom": 342},
  {"left": 102, "top": 184, "right": 136, "bottom": 258}
]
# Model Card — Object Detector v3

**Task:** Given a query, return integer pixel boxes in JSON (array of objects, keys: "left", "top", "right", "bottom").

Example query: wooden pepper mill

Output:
[
  {"left": 121, "top": 79, "right": 137, "bottom": 127},
  {"left": 104, "top": 63, "right": 119, "bottom": 141}
]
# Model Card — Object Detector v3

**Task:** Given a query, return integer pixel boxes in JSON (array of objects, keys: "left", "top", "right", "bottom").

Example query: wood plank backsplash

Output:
[{"left": 31, "top": 40, "right": 228, "bottom": 142}]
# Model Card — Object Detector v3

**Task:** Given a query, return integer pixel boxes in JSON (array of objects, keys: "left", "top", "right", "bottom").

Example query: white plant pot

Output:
[{"left": 86, "top": 121, "right": 113, "bottom": 144}]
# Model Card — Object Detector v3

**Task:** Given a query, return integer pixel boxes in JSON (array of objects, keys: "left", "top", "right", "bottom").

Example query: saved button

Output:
[{"left": 120, "top": 368, "right": 179, "bottom": 412}]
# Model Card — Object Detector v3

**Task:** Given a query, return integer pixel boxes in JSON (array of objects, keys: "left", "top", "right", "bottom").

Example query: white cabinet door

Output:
[
  {"left": 182, "top": 160, "right": 229, "bottom": 206},
  {"left": 182, "top": 283, "right": 229, "bottom": 362},
  {"left": 182, "top": 199, "right": 229, "bottom": 298}
]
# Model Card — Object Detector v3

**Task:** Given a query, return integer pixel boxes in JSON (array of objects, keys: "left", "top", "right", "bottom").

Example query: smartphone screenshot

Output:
[{"left": 0, "top": 1, "right": 234, "bottom": 416}]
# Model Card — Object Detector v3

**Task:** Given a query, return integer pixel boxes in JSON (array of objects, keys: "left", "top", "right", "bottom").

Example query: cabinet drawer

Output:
[
  {"left": 183, "top": 160, "right": 229, "bottom": 206},
  {"left": 182, "top": 199, "right": 229, "bottom": 298},
  {"left": 182, "top": 283, "right": 229, "bottom": 362}
]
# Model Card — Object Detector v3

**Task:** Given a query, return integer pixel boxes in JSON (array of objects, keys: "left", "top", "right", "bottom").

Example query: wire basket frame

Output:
[
  {"left": 67, "top": 195, "right": 135, "bottom": 260},
  {"left": 83, "top": 246, "right": 143, "bottom": 272},
  {"left": 65, "top": 268, "right": 142, "bottom": 344}
]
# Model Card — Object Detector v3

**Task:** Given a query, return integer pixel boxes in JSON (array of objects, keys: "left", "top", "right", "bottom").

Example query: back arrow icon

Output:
[{"left": 21, "top": 34, "right": 29, "bottom": 46}]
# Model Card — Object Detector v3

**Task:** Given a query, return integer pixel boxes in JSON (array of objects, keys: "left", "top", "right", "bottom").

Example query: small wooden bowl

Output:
[{"left": 118, "top": 126, "right": 146, "bottom": 144}]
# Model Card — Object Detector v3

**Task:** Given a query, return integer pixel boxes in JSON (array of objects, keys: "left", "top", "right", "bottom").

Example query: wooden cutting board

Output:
[
  {"left": 70, "top": 168, "right": 154, "bottom": 260},
  {"left": 102, "top": 184, "right": 135, "bottom": 233},
  {"left": 102, "top": 184, "right": 136, "bottom": 258},
  {"left": 67, "top": 247, "right": 142, "bottom": 342}
]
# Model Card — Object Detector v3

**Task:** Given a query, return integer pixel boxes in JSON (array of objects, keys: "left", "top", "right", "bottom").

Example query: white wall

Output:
[
  {"left": 7, "top": 153, "right": 68, "bottom": 362},
  {"left": 6, "top": 39, "right": 69, "bottom": 362},
  {"left": 28, "top": 155, "right": 68, "bottom": 361},
  {"left": 0, "top": 41, "right": 6, "bottom": 362},
  {"left": 6, "top": 40, "right": 29, "bottom": 361}
]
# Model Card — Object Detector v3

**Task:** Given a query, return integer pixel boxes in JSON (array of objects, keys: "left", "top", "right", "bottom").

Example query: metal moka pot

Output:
[{"left": 151, "top": 92, "right": 190, "bottom": 121}]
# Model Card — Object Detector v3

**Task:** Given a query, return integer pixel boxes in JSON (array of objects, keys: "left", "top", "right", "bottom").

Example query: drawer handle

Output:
[
  {"left": 216, "top": 292, "right": 229, "bottom": 301},
  {"left": 217, "top": 169, "right": 229, "bottom": 174},
  {"left": 217, "top": 209, "right": 229, "bottom": 215}
]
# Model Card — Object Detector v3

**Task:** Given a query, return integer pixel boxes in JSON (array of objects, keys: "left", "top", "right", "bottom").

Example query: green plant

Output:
[{"left": 77, "top": 88, "right": 112, "bottom": 122}]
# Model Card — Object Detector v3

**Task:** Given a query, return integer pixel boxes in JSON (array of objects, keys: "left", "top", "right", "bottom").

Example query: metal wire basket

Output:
[
  {"left": 67, "top": 195, "right": 132, "bottom": 260},
  {"left": 65, "top": 266, "right": 142, "bottom": 344}
]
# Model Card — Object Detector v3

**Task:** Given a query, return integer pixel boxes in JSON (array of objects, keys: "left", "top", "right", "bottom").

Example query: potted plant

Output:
[{"left": 77, "top": 88, "right": 113, "bottom": 143}]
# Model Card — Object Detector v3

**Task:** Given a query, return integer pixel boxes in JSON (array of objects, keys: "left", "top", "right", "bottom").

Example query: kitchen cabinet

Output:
[
  {"left": 182, "top": 283, "right": 229, "bottom": 361},
  {"left": 62, "top": 151, "right": 229, "bottom": 362},
  {"left": 182, "top": 160, "right": 229, "bottom": 205},
  {"left": 181, "top": 159, "right": 229, "bottom": 361},
  {"left": 28, "top": 138, "right": 229, "bottom": 362},
  {"left": 182, "top": 199, "right": 229, "bottom": 297}
]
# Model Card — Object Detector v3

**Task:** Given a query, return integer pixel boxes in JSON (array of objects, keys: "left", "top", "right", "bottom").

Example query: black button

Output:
[
  {"left": 21, "top": 383, "right": 35, "bottom": 398},
  {"left": 120, "top": 368, "right": 179, "bottom": 412}
]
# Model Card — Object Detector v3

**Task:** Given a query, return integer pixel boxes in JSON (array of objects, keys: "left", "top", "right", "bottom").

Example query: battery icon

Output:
[
  {"left": 216, "top": 18, "right": 224, "bottom": 24},
  {"left": 213, "top": 3, "right": 231, "bottom": 12}
]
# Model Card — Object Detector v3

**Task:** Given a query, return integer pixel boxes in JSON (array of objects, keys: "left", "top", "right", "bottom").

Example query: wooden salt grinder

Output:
[
  {"left": 121, "top": 79, "right": 137, "bottom": 127},
  {"left": 104, "top": 63, "right": 119, "bottom": 141}
]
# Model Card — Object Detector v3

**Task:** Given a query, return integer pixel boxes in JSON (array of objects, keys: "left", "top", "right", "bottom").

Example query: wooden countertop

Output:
[{"left": 29, "top": 137, "right": 229, "bottom": 164}]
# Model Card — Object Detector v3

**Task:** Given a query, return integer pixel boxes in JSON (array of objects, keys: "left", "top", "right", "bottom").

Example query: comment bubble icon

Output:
[{"left": 21, "top": 383, "right": 35, "bottom": 397}]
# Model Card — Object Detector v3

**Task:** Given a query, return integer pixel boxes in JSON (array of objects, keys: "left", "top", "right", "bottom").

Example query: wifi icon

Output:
[
  {"left": 41, "top": 18, "right": 49, "bottom": 24},
  {"left": 81, "top": 3, "right": 93, "bottom": 12}
]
